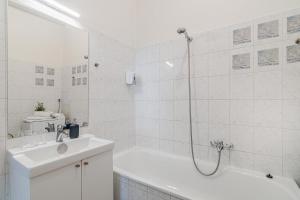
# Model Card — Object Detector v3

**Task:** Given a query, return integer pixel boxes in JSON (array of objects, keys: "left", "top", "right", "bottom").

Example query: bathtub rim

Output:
[{"left": 113, "top": 147, "right": 300, "bottom": 200}]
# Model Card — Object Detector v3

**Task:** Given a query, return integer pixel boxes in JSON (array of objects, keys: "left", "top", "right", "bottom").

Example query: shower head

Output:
[
  {"left": 177, "top": 27, "right": 193, "bottom": 42},
  {"left": 177, "top": 27, "right": 186, "bottom": 34}
]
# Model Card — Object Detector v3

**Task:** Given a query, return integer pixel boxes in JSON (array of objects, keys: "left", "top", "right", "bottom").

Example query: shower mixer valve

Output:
[{"left": 210, "top": 140, "right": 234, "bottom": 152}]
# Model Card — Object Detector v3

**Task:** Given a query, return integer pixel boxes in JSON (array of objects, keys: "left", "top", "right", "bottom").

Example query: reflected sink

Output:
[{"left": 8, "top": 134, "right": 114, "bottom": 178}]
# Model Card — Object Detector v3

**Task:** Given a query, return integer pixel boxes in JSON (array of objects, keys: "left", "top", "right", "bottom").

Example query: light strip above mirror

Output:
[
  {"left": 38, "top": 0, "right": 80, "bottom": 18},
  {"left": 9, "top": 0, "right": 83, "bottom": 29}
]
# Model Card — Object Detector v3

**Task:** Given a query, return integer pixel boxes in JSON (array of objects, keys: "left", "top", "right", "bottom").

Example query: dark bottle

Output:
[{"left": 69, "top": 124, "right": 79, "bottom": 139}]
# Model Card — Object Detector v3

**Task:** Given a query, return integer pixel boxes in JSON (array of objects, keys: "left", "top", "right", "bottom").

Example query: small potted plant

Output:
[{"left": 34, "top": 102, "right": 47, "bottom": 116}]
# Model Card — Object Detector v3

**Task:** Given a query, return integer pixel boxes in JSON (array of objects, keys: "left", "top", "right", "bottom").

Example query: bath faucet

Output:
[
  {"left": 210, "top": 140, "right": 234, "bottom": 152},
  {"left": 56, "top": 124, "right": 67, "bottom": 142}
]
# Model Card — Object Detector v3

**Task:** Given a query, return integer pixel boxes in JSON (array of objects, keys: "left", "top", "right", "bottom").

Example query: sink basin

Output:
[{"left": 8, "top": 134, "right": 114, "bottom": 178}]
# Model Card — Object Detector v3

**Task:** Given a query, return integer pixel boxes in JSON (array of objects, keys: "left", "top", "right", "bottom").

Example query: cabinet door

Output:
[
  {"left": 31, "top": 162, "right": 82, "bottom": 200},
  {"left": 82, "top": 151, "right": 113, "bottom": 200}
]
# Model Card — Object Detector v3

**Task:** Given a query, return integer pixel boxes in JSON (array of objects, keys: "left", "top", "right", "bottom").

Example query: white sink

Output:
[{"left": 8, "top": 134, "right": 114, "bottom": 178}]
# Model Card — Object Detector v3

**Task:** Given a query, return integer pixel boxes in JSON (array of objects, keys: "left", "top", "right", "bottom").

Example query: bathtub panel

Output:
[{"left": 114, "top": 173, "right": 188, "bottom": 200}]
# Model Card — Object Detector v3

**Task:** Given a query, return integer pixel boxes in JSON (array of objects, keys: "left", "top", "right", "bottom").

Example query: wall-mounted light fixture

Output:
[
  {"left": 9, "top": 0, "right": 82, "bottom": 29},
  {"left": 38, "top": 0, "right": 80, "bottom": 18}
]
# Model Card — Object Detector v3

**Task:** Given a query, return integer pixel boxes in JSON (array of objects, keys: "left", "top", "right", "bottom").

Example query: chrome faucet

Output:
[
  {"left": 56, "top": 124, "right": 67, "bottom": 143},
  {"left": 210, "top": 140, "right": 234, "bottom": 152}
]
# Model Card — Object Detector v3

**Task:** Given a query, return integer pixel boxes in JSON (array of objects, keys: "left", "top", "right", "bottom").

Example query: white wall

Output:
[
  {"left": 8, "top": 6, "right": 64, "bottom": 66},
  {"left": 136, "top": 0, "right": 300, "bottom": 47},
  {"left": 0, "top": 0, "right": 6, "bottom": 199},
  {"left": 89, "top": 32, "right": 135, "bottom": 153},
  {"left": 60, "top": 0, "right": 137, "bottom": 48},
  {"left": 61, "top": 27, "right": 89, "bottom": 125}
]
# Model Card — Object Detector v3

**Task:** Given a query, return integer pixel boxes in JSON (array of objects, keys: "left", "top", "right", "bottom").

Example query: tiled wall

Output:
[
  {"left": 61, "top": 64, "right": 89, "bottom": 125},
  {"left": 8, "top": 60, "right": 62, "bottom": 137},
  {"left": 134, "top": 8, "right": 300, "bottom": 184},
  {"left": 0, "top": 0, "right": 6, "bottom": 199},
  {"left": 114, "top": 173, "right": 187, "bottom": 200},
  {"left": 89, "top": 32, "right": 136, "bottom": 153}
]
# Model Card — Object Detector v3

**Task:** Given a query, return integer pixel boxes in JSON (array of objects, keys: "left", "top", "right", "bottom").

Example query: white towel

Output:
[{"left": 33, "top": 111, "right": 53, "bottom": 117}]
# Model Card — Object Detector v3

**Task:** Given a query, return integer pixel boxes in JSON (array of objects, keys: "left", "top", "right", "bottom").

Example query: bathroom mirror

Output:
[{"left": 7, "top": 5, "right": 89, "bottom": 138}]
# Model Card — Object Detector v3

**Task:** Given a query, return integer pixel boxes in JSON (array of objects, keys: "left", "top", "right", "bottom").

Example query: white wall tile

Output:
[
  {"left": 230, "top": 100, "right": 254, "bottom": 126},
  {"left": 192, "top": 122, "right": 209, "bottom": 146},
  {"left": 254, "top": 71, "right": 282, "bottom": 99},
  {"left": 159, "top": 139, "right": 174, "bottom": 154},
  {"left": 254, "top": 100, "right": 282, "bottom": 128},
  {"left": 159, "top": 61, "right": 175, "bottom": 81},
  {"left": 159, "top": 120, "right": 174, "bottom": 140},
  {"left": 159, "top": 101, "right": 174, "bottom": 120},
  {"left": 254, "top": 127, "right": 282, "bottom": 157},
  {"left": 230, "top": 125, "right": 254, "bottom": 152},
  {"left": 230, "top": 151, "right": 254, "bottom": 169},
  {"left": 136, "top": 118, "right": 159, "bottom": 137},
  {"left": 193, "top": 144, "right": 209, "bottom": 160},
  {"left": 173, "top": 141, "right": 190, "bottom": 157},
  {"left": 192, "top": 77, "right": 209, "bottom": 99},
  {"left": 282, "top": 100, "right": 300, "bottom": 130},
  {"left": 283, "top": 65, "right": 300, "bottom": 99},
  {"left": 283, "top": 129, "right": 300, "bottom": 157},
  {"left": 209, "top": 76, "right": 230, "bottom": 99},
  {"left": 174, "top": 121, "right": 190, "bottom": 143},
  {"left": 174, "top": 58, "right": 188, "bottom": 79},
  {"left": 209, "top": 124, "right": 230, "bottom": 142},
  {"left": 136, "top": 63, "right": 159, "bottom": 83},
  {"left": 191, "top": 54, "right": 209, "bottom": 77},
  {"left": 159, "top": 80, "right": 174, "bottom": 100},
  {"left": 192, "top": 32, "right": 211, "bottom": 55},
  {"left": 209, "top": 147, "right": 230, "bottom": 167},
  {"left": 254, "top": 155, "right": 283, "bottom": 175},
  {"left": 231, "top": 73, "right": 254, "bottom": 99},
  {"left": 209, "top": 51, "right": 230, "bottom": 76},
  {"left": 174, "top": 100, "right": 189, "bottom": 121},
  {"left": 174, "top": 79, "right": 189, "bottom": 100},
  {"left": 209, "top": 27, "right": 230, "bottom": 52},
  {"left": 159, "top": 41, "right": 173, "bottom": 61},
  {"left": 209, "top": 100, "right": 230, "bottom": 124},
  {"left": 192, "top": 100, "right": 209, "bottom": 123},
  {"left": 284, "top": 155, "right": 300, "bottom": 185}
]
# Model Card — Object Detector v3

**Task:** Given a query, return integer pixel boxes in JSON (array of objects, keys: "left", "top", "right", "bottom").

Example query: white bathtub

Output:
[{"left": 113, "top": 148, "right": 300, "bottom": 200}]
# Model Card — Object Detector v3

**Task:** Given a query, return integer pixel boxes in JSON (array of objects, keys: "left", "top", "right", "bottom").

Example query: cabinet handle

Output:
[
  {"left": 75, "top": 164, "right": 81, "bottom": 168},
  {"left": 84, "top": 162, "right": 89, "bottom": 166}
]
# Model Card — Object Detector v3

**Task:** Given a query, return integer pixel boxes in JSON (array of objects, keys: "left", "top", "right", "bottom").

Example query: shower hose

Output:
[{"left": 186, "top": 38, "right": 222, "bottom": 176}]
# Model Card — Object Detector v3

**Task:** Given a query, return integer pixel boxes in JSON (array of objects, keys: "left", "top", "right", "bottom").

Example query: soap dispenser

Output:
[{"left": 69, "top": 119, "right": 79, "bottom": 139}]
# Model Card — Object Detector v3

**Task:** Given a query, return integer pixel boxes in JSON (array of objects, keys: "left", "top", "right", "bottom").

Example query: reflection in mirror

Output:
[{"left": 8, "top": 5, "right": 89, "bottom": 138}]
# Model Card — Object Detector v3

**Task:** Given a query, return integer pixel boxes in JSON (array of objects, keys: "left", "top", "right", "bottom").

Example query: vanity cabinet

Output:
[
  {"left": 10, "top": 151, "right": 113, "bottom": 200},
  {"left": 31, "top": 161, "right": 82, "bottom": 200},
  {"left": 82, "top": 151, "right": 113, "bottom": 200}
]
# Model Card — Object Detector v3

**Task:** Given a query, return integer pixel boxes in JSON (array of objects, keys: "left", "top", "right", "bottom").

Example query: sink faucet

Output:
[{"left": 56, "top": 125, "right": 67, "bottom": 142}]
